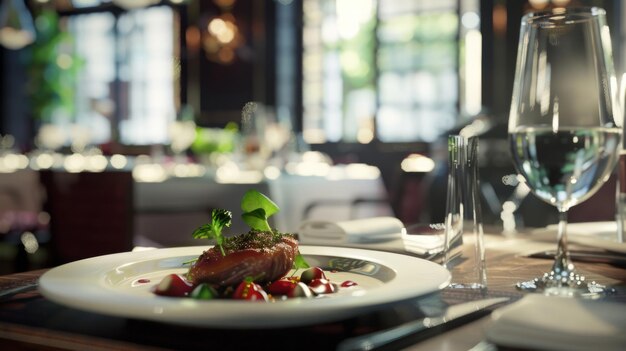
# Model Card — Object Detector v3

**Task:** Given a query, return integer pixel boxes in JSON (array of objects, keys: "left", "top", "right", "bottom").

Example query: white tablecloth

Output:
[{"left": 134, "top": 167, "right": 393, "bottom": 247}]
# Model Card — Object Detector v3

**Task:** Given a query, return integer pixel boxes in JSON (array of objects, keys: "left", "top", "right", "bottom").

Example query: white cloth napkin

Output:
[
  {"left": 298, "top": 216, "right": 404, "bottom": 244},
  {"left": 486, "top": 294, "right": 626, "bottom": 351},
  {"left": 402, "top": 233, "right": 446, "bottom": 255},
  {"left": 298, "top": 217, "right": 447, "bottom": 256}
]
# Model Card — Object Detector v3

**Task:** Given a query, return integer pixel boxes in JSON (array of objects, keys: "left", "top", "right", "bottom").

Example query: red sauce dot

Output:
[
  {"left": 137, "top": 279, "right": 151, "bottom": 284},
  {"left": 341, "top": 280, "right": 357, "bottom": 287}
]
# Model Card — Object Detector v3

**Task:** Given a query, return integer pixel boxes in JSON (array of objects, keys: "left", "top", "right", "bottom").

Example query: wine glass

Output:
[{"left": 509, "top": 7, "right": 622, "bottom": 296}]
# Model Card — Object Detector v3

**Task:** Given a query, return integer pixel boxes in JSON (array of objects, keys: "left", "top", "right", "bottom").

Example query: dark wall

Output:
[
  {"left": 190, "top": 0, "right": 277, "bottom": 128},
  {"left": 0, "top": 48, "right": 33, "bottom": 151}
]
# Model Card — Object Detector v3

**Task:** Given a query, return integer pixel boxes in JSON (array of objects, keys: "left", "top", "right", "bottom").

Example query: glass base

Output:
[
  {"left": 516, "top": 270, "right": 614, "bottom": 298},
  {"left": 448, "top": 282, "right": 487, "bottom": 290}
]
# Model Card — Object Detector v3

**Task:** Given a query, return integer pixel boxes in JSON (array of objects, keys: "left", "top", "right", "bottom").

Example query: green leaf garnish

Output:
[
  {"left": 293, "top": 252, "right": 310, "bottom": 270},
  {"left": 241, "top": 208, "right": 270, "bottom": 231},
  {"left": 192, "top": 209, "right": 232, "bottom": 256},
  {"left": 190, "top": 189, "right": 311, "bottom": 269},
  {"left": 241, "top": 190, "right": 278, "bottom": 231},
  {"left": 240, "top": 190, "right": 311, "bottom": 269},
  {"left": 191, "top": 283, "right": 219, "bottom": 300},
  {"left": 241, "top": 189, "right": 279, "bottom": 215}
]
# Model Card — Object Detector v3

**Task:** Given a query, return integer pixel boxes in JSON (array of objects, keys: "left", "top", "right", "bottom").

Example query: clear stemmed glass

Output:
[{"left": 509, "top": 7, "right": 622, "bottom": 296}]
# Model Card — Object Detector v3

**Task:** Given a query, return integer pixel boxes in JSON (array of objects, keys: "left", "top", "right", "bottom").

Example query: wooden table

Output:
[
  {"left": 406, "top": 231, "right": 626, "bottom": 351},
  {"left": 0, "top": 230, "right": 624, "bottom": 350}
]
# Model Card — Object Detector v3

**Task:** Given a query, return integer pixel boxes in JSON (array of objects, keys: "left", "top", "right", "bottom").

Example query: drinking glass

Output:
[
  {"left": 444, "top": 135, "right": 487, "bottom": 290},
  {"left": 509, "top": 7, "right": 622, "bottom": 296}
]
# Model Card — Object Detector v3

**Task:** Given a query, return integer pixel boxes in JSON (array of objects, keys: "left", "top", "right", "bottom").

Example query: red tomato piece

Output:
[
  {"left": 154, "top": 274, "right": 194, "bottom": 297},
  {"left": 233, "top": 280, "right": 269, "bottom": 302},
  {"left": 266, "top": 278, "right": 299, "bottom": 295}
]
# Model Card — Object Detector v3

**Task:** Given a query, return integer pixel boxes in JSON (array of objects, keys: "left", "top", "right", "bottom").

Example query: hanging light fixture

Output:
[
  {"left": 0, "top": 0, "right": 36, "bottom": 50},
  {"left": 202, "top": 0, "right": 243, "bottom": 64}
]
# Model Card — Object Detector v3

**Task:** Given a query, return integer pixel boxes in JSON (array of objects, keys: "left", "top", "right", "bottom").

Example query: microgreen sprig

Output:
[
  {"left": 192, "top": 208, "right": 232, "bottom": 256},
  {"left": 190, "top": 189, "right": 310, "bottom": 269}
]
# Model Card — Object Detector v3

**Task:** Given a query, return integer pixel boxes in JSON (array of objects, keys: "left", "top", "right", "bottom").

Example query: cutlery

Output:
[
  {"left": 0, "top": 282, "right": 39, "bottom": 302},
  {"left": 468, "top": 340, "right": 498, "bottom": 351},
  {"left": 336, "top": 297, "right": 510, "bottom": 351}
]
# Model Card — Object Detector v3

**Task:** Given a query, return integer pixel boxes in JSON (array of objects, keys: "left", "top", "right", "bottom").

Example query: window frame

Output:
[{"left": 56, "top": 2, "right": 186, "bottom": 149}]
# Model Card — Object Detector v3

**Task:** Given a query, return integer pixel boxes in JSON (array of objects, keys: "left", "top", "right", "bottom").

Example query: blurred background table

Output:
[
  {"left": 134, "top": 163, "right": 393, "bottom": 247},
  {"left": 0, "top": 162, "right": 393, "bottom": 269}
]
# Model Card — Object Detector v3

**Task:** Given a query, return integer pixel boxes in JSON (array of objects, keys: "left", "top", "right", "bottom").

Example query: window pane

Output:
[
  {"left": 302, "top": 0, "right": 461, "bottom": 143},
  {"left": 118, "top": 6, "right": 176, "bottom": 145},
  {"left": 302, "top": 0, "right": 377, "bottom": 144},
  {"left": 377, "top": 7, "right": 458, "bottom": 142},
  {"left": 68, "top": 6, "right": 177, "bottom": 146},
  {"left": 70, "top": 12, "right": 116, "bottom": 145}
]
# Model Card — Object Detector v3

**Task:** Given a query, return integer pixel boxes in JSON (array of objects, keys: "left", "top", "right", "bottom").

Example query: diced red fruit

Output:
[
  {"left": 266, "top": 278, "right": 299, "bottom": 295},
  {"left": 154, "top": 274, "right": 194, "bottom": 297},
  {"left": 341, "top": 280, "right": 358, "bottom": 288},
  {"left": 233, "top": 280, "right": 269, "bottom": 302},
  {"left": 308, "top": 278, "right": 336, "bottom": 295},
  {"left": 288, "top": 282, "right": 313, "bottom": 298},
  {"left": 300, "top": 267, "right": 326, "bottom": 284}
]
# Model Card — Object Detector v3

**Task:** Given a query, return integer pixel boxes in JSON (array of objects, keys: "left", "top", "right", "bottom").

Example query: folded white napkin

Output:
[
  {"left": 298, "top": 217, "right": 450, "bottom": 257},
  {"left": 402, "top": 233, "right": 445, "bottom": 255},
  {"left": 298, "top": 216, "right": 404, "bottom": 244},
  {"left": 486, "top": 294, "right": 626, "bottom": 351}
]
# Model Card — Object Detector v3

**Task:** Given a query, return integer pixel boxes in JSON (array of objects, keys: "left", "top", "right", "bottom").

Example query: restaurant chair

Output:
[
  {"left": 0, "top": 170, "right": 48, "bottom": 272},
  {"left": 39, "top": 170, "right": 134, "bottom": 265}
]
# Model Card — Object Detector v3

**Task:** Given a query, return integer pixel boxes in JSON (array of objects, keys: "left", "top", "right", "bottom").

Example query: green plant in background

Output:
[
  {"left": 190, "top": 122, "right": 239, "bottom": 155},
  {"left": 25, "top": 8, "right": 83, "bottom": 123},
  {"left": 338, "top": 17, "right": 376, "bottom": 89}
]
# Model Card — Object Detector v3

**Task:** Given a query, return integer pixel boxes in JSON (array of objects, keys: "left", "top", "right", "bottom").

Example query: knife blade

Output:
[{"left": 336, "top": 297, "right": 510, "bottom": 351}]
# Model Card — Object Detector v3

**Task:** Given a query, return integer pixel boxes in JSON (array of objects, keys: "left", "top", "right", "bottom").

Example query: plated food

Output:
[
  {"left": 39, "top": 245, "right": 451, "bottom": 327},
  {"left": 152, "top": 189, "right": 353, "bottom": 301},
  {"left": 38, "top": 189, "right": 452, "bottom": 327}
]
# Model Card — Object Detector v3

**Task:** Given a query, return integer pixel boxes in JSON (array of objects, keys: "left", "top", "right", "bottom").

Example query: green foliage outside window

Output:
[{"left": 26, "top": 9, "right": 83, "bottom": 123}]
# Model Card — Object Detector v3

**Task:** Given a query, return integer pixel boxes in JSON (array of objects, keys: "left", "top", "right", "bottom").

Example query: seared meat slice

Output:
[{"left": 187, "top": 230, "right": 298, "bottom": 287}]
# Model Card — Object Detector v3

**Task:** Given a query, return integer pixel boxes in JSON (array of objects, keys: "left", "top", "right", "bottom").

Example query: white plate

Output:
[{"left": 39, "top": 246, "right": 451, "bottom": 328}]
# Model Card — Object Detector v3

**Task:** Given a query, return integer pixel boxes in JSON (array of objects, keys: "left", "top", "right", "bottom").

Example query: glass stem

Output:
[{"left": 552, "top": 210, "right": 573, "bottom": 275}]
